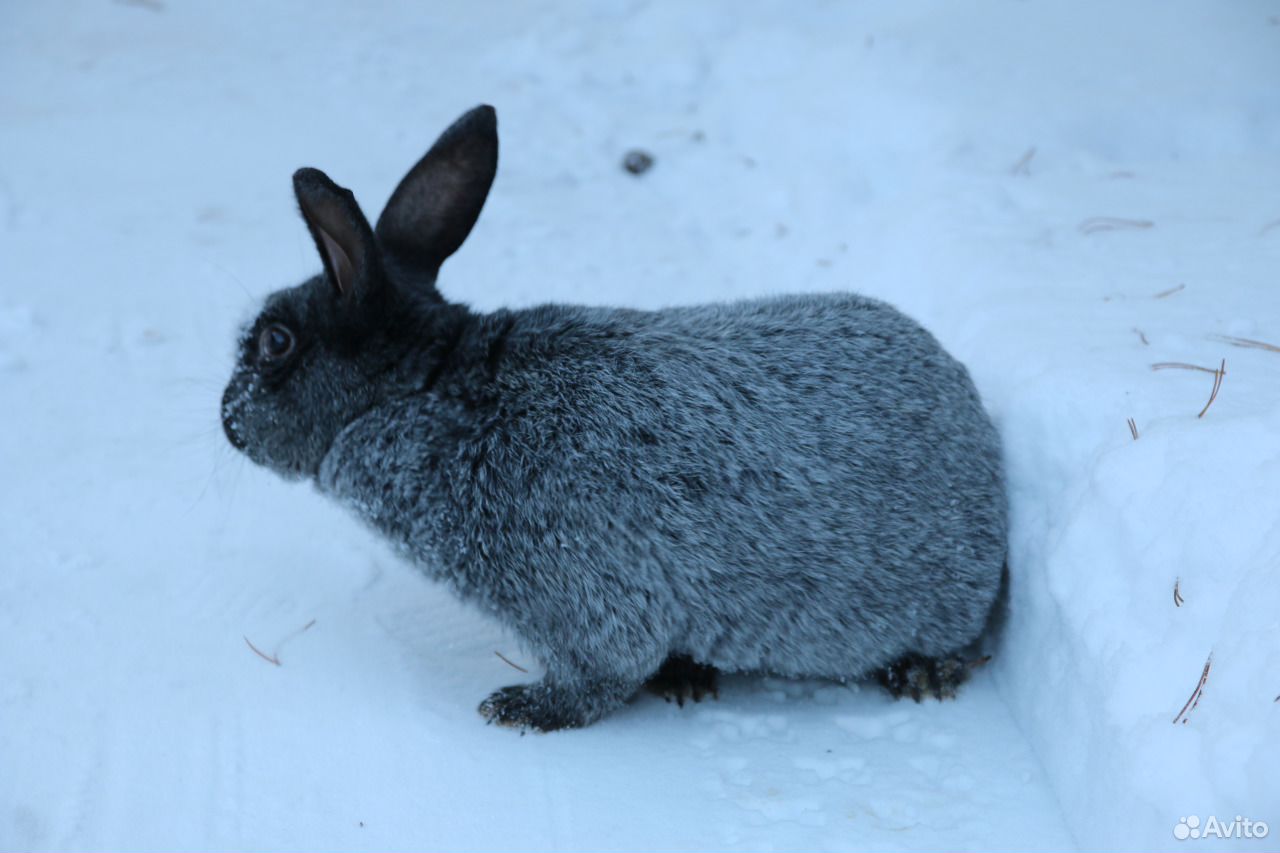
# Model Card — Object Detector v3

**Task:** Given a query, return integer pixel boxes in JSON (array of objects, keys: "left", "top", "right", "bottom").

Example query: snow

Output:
[{"left": 2, "top": 0, "right": 1277, "bottom": 850}]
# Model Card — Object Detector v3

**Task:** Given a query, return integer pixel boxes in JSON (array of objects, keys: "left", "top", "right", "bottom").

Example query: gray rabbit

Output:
[{"left": 221, "top": 105, "right": 1007, "bottom": 732}]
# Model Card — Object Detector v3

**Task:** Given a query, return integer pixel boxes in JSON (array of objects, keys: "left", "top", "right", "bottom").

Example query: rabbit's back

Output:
[{"left": 485, "top": 293, "right": 1003, "bottom": 678}]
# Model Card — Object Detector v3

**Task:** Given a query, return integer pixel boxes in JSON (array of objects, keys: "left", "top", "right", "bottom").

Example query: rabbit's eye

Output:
[{"left": 258, "top": 323, "right": 296, "bottom": 362}]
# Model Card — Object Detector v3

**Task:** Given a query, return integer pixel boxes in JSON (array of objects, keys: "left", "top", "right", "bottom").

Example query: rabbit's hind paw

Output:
[
  {"left": 876, "top": 653, "right": 969, "bottom": 702},
  {"left": 644, "top": 654, "right": 719, "bottom": 707}
]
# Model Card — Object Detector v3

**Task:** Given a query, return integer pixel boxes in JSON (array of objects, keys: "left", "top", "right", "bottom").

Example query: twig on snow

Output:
[
  {"left": 243, "top": 618, "right": 315, "bottom": 667},
  {"left": 1127, "top": 418, "right": 1139, "bottom": 440},
  {"left": 1173, "top": 578, "right": 1184, "bottom": 607},
  {"left": 1151, "top": 362, "right": 1217, "bottom": 374},
  {"left": 1173, "top": 654, "right": 1212, "bottom": 724},
  {"left": 1209, "top": 334, "right": 1280, "bottom": 354},
  {"left": 1153, "top": 283, "right": 1186, "bottom": 299},
  {"left": 280, "top": 618, "right": 317, "bottom": 644},
  {"left": 1133, "top": 328, "right": 1149, "bottom": 345},
  {"left": 495, "top": 651, "right": 529, "bottom": 673},
  {"left": 1010, "top": 147, "right": 1036, "bottom": 176},
  {"left": 244, "top": 636, "right": 281, "bottom": 666},
  {"left": 1079, "top": 217, "right": 1154, "bottom": 235},
  {"left": 1197, "top": 360, "right": 1226, "bottom": 418}
]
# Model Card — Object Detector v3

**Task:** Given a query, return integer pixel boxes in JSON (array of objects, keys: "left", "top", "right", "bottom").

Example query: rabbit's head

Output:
[{"left": 220, "top": 105, "right": 498, "bottom": 478}]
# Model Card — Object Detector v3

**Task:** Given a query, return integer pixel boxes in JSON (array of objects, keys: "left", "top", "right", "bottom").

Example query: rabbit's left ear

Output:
[
  {"left": 375, "top": 105, "right": 498, "bottom": 288},
  {"left": 294, "top": 168, "right": 381, "bottom": 303}
]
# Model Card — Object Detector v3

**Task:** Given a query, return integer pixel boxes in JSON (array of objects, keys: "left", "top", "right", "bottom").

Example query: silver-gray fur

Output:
[{"left": 221, "top": 105, "right": 1008, "bottom": 732}]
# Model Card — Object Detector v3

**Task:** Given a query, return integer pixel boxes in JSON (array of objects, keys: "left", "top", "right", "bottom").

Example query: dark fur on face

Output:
[
  {"left": 222, "top": 106, "right": 1009, "bottom": 732},
  {"left": 220, "top": 274, "right": 468, "bottom": 480}
]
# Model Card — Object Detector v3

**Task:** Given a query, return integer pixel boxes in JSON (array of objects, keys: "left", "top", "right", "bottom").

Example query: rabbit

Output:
[{"left": 221, "top": 105, "right": 1008, "bottom": 732}]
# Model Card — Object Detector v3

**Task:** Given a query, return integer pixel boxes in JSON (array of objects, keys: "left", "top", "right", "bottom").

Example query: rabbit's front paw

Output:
[
  {"left": 478, "top": 682, "right": 582, "bottom": 733},
  {"left": 644, "top": 654, "right": 719, "bottom": 707},
  {"left": 479, "top": 674, "right": 644, "bottom": 732},
  {"left": 876, "top": 653, "right": 970, "bottom": 702}
]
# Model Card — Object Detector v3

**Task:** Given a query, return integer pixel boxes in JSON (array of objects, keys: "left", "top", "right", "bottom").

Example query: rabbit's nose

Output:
[
  {"left": 222, "top": 415, "right": 247, "bottom": 450},
  {"left": 220, "top": 386, "right": 248, "bottom": 450}
]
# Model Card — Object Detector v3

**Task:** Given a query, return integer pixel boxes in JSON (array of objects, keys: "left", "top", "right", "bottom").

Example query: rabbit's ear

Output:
[
  {"left": 293, "top": 168, "right": 380, "bottom": 302},
  {"left": 375, "top": 105, "right": 498, "bottom": 284}
]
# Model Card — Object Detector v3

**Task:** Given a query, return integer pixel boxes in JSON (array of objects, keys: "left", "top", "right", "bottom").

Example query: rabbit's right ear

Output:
[
  {"left": 294, "top": 168, "right": 380, "bottom": 303},
  {"left": 375, "top": 105, "right": 498, "bottom": 287}
]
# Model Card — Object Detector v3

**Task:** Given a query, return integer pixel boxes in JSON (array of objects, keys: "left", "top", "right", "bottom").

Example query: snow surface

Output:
[{"left": 2, "top": 1, "right": 1278, "bottom": 850}]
